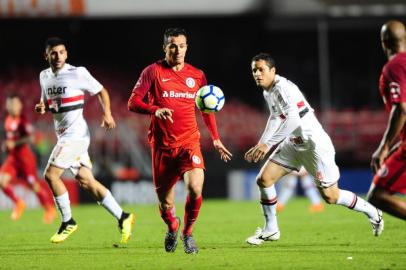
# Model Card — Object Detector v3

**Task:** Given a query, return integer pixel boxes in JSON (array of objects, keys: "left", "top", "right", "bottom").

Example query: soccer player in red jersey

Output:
[
  {"left": 128, "top": 28, "right": 232, "bottom": 254},
  {"left": 0, "top": 94, "right": 56, "bottom": 223},
  {"left": 367, "top": 20, "right": 406, "bottom": 220}
]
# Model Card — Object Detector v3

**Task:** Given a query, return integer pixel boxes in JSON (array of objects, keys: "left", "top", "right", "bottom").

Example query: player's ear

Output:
[
  {"left": 44, "top": 52, "right": 48, "bottom": 62},
  {"left": 163, "top": 44, "right": 167, "bottom": 53}
]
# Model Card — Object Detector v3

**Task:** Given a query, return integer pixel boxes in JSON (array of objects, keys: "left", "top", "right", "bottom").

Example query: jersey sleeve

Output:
[
  {"left": 264, "top": 87, "right": 301, "bottom": 148},
  {"left": 128, "top": 64, "right": 160, "bottom": 114},
  {"left": 200, "top": 112, "right": 220, "bottom": 140},
  {"left": 387, "top": 63, "right": 406, "bottom": 103},
  {"left": 78, "top": 67, "right": 104, "bottom": 95},
  {"left": 259, "top": 115, "right": 281, "bottom": 144}
]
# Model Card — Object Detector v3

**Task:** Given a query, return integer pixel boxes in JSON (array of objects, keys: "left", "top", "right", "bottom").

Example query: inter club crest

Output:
[
  {"left": 186, "top": 77, "right": 195, "bottom": 88},
  {"left": 192, "top": 155, "right": 201, "bottom": 164}
]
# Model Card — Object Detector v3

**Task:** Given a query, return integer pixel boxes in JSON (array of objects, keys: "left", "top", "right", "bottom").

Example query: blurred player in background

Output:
[
  {"left": 367, "top": 20, "right": 406, "bottom": 220},
  {"left": 35, "top": 37, "right": 135, "bottom": 244},
  {"left": 245, "top": 53, "right": 383, "bottom": 245},
  {"left": 128, "top": 28, "right": 232, "bottom": 254},
  {"left": 276, "top": 168, "right": 324, "bottom": 213},
  {"left": 0, "top": 94, "right": 56, "bottom": 223}
]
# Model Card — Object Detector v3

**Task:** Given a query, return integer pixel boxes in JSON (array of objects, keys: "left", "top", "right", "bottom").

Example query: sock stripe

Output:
[
  {"left": 260, "top": 197, "right": 278, "bottom": 205},
  {"left": 348, "top": 194, "right": 358, "bottom": 209}
]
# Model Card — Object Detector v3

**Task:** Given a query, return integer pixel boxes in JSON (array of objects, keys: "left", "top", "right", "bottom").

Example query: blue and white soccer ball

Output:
[{"left": 195, "top": 85, "right": 225, "bottom": 113}]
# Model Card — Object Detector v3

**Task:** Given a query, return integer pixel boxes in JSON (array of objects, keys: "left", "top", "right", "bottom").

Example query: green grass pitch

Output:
[{"left": 1, "top": 198, "right": 405, "bottom": 270}]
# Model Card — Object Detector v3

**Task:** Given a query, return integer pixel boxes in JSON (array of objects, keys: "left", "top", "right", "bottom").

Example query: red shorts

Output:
[
  {"left": 0, "top": 147, "right": 38, "bottom": 184},
  {"left": 151, "top": 143, "right": 205, "bottom": 193},
  {"left": 373, "top": 143, "right": 406, "bottom": 194}
]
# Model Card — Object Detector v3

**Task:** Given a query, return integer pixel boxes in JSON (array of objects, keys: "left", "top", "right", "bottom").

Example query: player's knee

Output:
[
  {"left": 0, "top": 174, "right": 8, "bottom": 187},
  {"left": 187, "top": 182, "right": 203, "bottom": 197},
  {"left": 256, "top": 175, "right": 275, "bottom": 188},
  {"left": 160, "top": 201, "right": 174, "bottom": 211},
  {"left": 76, "top": 176, "right": 91, "bottom": 190},
  {"left": 44, "top": 171, "right": 58, "bottom": 184}
]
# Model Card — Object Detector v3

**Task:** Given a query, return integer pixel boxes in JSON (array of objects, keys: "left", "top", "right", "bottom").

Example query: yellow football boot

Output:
[
  {"left": 50, "top": 219, "right": 78, "bottom": 243},
  {"left": 119, "top": 213, "right": 135, "bottom": 244}
]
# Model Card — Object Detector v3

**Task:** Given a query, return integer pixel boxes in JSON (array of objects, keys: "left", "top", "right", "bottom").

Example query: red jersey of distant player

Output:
[
  {"left": 1, "top": 114, "right": 38, "bottom": 183},
  {"left": 128, "top": 60, "right": 219, "bottom": 148},
  {"left": 379, "top": 52, "right": 406, "bottom": 142},
  {"left": 374, "top": 52, "right": 406, "bottom": 194}
]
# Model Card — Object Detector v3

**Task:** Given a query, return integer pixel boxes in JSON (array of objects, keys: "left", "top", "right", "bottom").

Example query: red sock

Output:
[
  {"left": 159, "top": 206, "right": 179, "bottom": 232},
  {"left": 2, "top": 185, "right": 20, "bottom": 203},
  {"left": 182, "top": 196, "right": 202, "bottom": 236},
  {"left": 35, "top": 188, "right": 53, "bottom": 209}
]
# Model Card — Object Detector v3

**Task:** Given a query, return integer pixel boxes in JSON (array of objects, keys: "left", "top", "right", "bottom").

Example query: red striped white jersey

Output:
[
  {"left": 39, "top": 63, "right": 103, "bottom": 139},
  {"left": 260, "top": 75, "right": 330, "bottom": 150}
]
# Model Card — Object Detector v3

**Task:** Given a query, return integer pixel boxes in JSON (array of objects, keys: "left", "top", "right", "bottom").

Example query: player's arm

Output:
[
  {"left": 201, "top": 112, "right": 232, "bottom": 162},
  {"left": 127, "top": 66, "right": 173, "bottom": 123},
  {"left": 371, "top": 101, "right": 406, "bottom": 173},
  {"left": 35, "top": 80, "right": 49, "bottom": 114},
  {"left": 248, "top": 90, "right": 301, "bottom": 163},
  {"left": 244, "top": 115, "right": 281, "bottom": 163},
  {"left": 4, "top": 135, "right": 33, "bottom": 151},
  {"left": 97, "top": 88, "right": 116, "bottom": 130}
]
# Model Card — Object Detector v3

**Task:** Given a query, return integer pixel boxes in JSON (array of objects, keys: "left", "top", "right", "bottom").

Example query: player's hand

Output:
[
  {"left": 34, "top": 101, "right": 46, "bottom": 114},
  {"left": 213, "top": 139, "right": 232, "bottom": 162},
  {"left": 101, "top": 113, "right": 116, "bottom": 130},
  {"left": 155, "top": 108, "right": 174, "bottom": 123},
  {"left": 371, "top": 146, "right": 389, "bottom": 174},
  {"left": 245, "top": 143, "right": 272, "bottom": 163},
  {"left": 5, "top": 140, "right": 15, "bottom": 151}
]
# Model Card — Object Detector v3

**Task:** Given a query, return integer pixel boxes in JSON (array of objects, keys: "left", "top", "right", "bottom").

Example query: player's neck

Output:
[
  {"left": 264, "top": 80, "right": 276, "bottom": 92},
  {"left": 50, "top": 63, "right": 65, "bottom": 74},
  {"left": 165, "top": 59, "right": 185, "bottom": 71}
]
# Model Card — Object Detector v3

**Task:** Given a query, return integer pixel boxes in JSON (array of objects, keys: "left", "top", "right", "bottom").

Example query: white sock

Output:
[
  {"left": 278, "top": 175, "right": 297, "bottom": 205},
  {"left": 259, "top": 185, "right": 279, "bottom": 232},
  {"left": 99, "top": 190, "right": 123, "bottom": 220},
  {"left": 301, "top": 175, "right": 322, "bottom": 205},
  {"left": 336, "top": 189, "right": 378, "bottom": 220},
  {"left": 54, "top": 192, "right": 72, "bottom": 222}
]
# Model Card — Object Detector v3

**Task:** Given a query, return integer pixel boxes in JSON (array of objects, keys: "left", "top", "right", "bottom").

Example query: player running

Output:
[
  {"left": 34, "top": 37, "right": 135, "bottom": 244},
  {"left": 0, "top": 94, "right": 56, "bottom": 223},
  {"left": 128, "top": 28, "right": 232, "bottom": 254},
  {"left": 245, "top": 53, "right": 383, "bottom": 245},
  {"left": 367, "top": 20, "right": 406, "bottom": 219}
]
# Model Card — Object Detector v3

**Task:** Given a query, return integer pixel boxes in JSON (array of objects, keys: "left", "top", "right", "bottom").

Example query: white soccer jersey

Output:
[
  {"left": 39, "top": 63, "right": 103, "bottom": 139},
  {"left": 261, "top": 75, "right": 340, "bottom": 187},
  {"left": 260, "top": 74, "right": 329, "bottom": 149}
]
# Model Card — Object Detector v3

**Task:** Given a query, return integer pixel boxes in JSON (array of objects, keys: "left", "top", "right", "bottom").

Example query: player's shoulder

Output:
[
  {"left": 385, "top": 53, "right": 406, "bottom": 73},
  {"left": 39, "top": 67, "right": 52, "bottom": 80},
  {"left": 184, "top": 62, "right": 205, "bottom": 77},
  {"left": 274, "top": 75, "right": 298, "bottom": 91}
]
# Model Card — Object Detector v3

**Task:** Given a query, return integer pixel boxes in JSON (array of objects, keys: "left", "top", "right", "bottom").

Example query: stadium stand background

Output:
[{"left": 0, "top": 0, "right": 403, "bottom": 202}]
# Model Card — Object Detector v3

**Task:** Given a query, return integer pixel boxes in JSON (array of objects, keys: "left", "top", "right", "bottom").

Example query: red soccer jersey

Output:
[
  {"left": 379, "top": 52, "right": 406, "bottom": 142},
  {"left": 4, "top": 114, "right": 33, "bottom": 155},
  {"left": 128, "top": 60, "right": 219, "bottom": 148}
]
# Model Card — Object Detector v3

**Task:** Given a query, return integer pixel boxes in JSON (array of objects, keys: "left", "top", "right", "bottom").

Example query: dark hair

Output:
[
  {"left": 163, "top": 28, "right": 187, "bottom": 45},
  {"left": 7, "top": 93, "right": 21, "bottom": 100},
  {"left": 45, "top": 37, "right": 66, "bottom": 51},
  {"left": 252, "top": 53, "right": 276, "bottom": 69}
]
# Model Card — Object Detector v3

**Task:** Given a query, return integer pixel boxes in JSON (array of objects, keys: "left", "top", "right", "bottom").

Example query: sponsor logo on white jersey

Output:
[
  {"left": 162, "top": 90, "right": 195, "bottom": 99},
  {"left": 186, "top": 77, "right": 195, "bottom": 88}
]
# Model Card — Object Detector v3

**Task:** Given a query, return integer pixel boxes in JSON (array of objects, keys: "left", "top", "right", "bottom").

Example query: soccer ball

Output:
[{"left": 195, "top": 85, "right": 225, "bottom": 113}]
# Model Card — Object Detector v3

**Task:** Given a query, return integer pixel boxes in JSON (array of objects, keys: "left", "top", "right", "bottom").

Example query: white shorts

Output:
[
  {"left": 47, "top": 138, "right": 92, "bottom": 176},
  {"left": 270, "top": 137, "right": 340, "bottom": 188}
]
